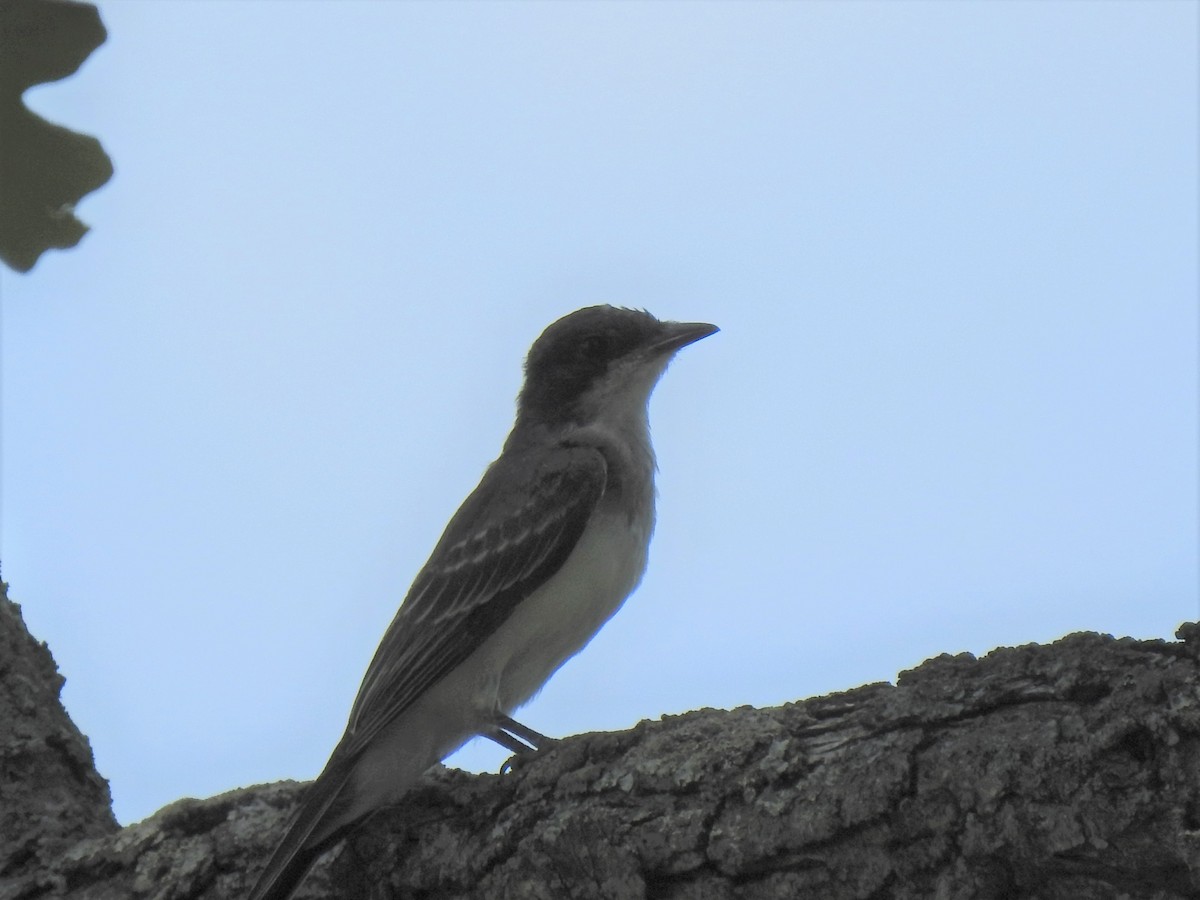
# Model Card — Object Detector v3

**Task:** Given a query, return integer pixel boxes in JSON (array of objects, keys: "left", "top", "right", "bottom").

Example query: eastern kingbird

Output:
[{"left": 247, "top": 305, "right": 717, "bottom": 900}]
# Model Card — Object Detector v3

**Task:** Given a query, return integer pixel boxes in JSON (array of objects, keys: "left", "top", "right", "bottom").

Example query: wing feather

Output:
[{"left": 340, "top": 444, "right": 607, "bottom": 758}]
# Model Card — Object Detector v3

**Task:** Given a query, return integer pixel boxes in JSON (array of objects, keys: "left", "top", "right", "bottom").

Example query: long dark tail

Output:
[{"left": 247, "top": 758, "right": 358, "bottom": 900}]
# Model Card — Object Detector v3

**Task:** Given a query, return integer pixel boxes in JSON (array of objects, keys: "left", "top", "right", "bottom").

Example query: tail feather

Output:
[{"left": 247, "top": 758, "right": 358, "bottom": 900}]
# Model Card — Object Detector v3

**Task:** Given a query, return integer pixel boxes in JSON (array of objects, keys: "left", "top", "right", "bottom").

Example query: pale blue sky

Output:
[{"left": 3, "top": 1, "right": 1196, "bottom": 826}]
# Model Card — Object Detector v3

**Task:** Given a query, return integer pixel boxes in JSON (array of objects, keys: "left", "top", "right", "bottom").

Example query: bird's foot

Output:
[{"left": 484, "top": 714, "right": 557, "bottom": 773}]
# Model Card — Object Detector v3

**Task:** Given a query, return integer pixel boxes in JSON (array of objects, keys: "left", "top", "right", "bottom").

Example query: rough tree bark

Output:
[{"left": 1, "top": 580, "right": 1197, "bottom": 899}]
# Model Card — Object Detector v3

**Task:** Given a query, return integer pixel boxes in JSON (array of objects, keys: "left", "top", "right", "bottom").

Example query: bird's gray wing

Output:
[{"left": 340, "top": 442, "right": 607, "bottom": 758}]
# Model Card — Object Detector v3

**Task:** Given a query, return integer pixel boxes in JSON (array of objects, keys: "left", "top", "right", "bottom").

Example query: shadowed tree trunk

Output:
[{"left": 2, "top": 579, "right": 1197, "bottom": 900}]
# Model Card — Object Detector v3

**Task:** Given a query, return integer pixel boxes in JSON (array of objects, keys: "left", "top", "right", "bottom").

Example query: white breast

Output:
[{"left": 487, "top": 503, "right": 651, "bottom": 714}]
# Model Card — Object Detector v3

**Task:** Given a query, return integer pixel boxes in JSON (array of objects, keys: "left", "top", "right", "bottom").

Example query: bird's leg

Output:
[
  {"left": 482, "top": 726, "right": 534, "bottom": 755},
  {"left": 486, "top": 714, "right": 557, "bottom": 773},
  {"left": 495, "top": 714, "right": 551, "bottom": 750}
]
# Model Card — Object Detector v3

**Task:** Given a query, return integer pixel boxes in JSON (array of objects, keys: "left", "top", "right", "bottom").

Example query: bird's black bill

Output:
[{"left": 653, "top": 320, "right": 719, "bottom": 355}]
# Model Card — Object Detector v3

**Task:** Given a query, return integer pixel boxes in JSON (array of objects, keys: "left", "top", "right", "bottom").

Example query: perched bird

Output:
[{"left": 247, "top": 305, "right": 717, "bottom": 900}]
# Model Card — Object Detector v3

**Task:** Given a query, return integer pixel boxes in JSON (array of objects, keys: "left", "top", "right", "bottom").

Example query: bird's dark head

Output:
[{"left": 514, "top": 305, "right": 717, "bottom": 432}]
